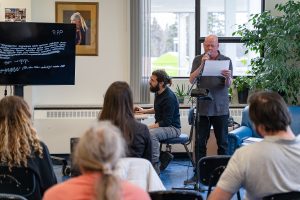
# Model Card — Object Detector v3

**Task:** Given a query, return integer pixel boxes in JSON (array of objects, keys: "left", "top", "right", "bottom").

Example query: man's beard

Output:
[{"left": 150, "top": 84, "right": 160, "bottom": 93}]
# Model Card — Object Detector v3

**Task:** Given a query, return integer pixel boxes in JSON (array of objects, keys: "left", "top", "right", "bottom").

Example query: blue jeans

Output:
[{"left": 149, "top": 126, "right": 181, "bottom": 164}]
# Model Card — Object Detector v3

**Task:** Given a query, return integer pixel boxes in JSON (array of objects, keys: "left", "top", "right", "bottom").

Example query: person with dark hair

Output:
[
  {"left": 0, "top": 96, "right": 57, "bottom": 200},
  {"left": 188, "top": 34, "right": 232, "bottom": 182},
  {"left": 135, "top": 69, "right": 181, "bottom": 173},
  {"left": 43, "top": 121, "right": 151, "bottom": 200},
  {"left": 208, "top": 91, "right": 300, "bottom": 200},
  {"left": 99, "top": 81, "right": 152, "bottom": 162}
]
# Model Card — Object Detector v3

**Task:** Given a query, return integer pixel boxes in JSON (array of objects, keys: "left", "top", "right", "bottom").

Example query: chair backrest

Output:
[
  {"left": 114, "top": 157, "right": 166, "bottom": 192},
  {"left": 197, "top": 155, "right": 231, "bottom": 186},
  {"left": 0, "top": 193, "right": 28, "bottom": 200},
  {"left": 240, "top": 106, "right": 260, "bottom": 138},
  {"left": 263, "top": 191, "right": 300, "bottom": 200},
  {"left": 0, "top": 166, "right": 38, "bottom": 200},
  {"left": 149, "top": 190, "right": 203, "bottom": 200},
  {"left": 289, "top": 106, "right": 300, "bottom": 135}
]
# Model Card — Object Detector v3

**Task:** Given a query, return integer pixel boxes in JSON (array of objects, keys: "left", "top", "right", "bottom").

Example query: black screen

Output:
[{"left": 0, "top": 22, "right": 76, "bottom": 85}]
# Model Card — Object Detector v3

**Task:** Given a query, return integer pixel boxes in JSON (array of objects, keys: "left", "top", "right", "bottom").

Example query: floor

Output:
[
  {"left": 54, "top": 157, "right": 243, "bottom": 200},
  {"left": 159, "top": 158, "right": 243, "bottom": 200}
]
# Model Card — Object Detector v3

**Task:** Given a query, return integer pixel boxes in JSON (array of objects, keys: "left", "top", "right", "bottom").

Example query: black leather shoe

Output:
[{"left": 159, "top": 151, "right": 174, "bottom": 171}]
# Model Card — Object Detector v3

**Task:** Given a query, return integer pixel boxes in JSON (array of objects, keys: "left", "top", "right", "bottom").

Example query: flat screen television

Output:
[{"left": 0, "top": 22, "right": 76, "bottom": 85}]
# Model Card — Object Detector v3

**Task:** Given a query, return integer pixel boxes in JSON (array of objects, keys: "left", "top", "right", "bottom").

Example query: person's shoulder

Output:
[
  {"left": 39, "top": 141, "right": 48, "bottom": 149},
  {"left": 121, "top": 181, "right": 151, "bottom": 200},
  {"left": 133, "top": 120, "right": 148, "bottom": 131},
  {"left": 194, "top": 54, "right": 203, "bottom": 59},
  {"left": 43, "top": 178, "right": 75, "bottom": 200},
  {"left": 218, "top": 53, "right": 231, "bottom": 60}
]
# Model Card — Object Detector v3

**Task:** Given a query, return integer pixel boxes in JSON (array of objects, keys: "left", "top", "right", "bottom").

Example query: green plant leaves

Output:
[{"left": 234, "top": 0, "right": 300, "bottom": 104}]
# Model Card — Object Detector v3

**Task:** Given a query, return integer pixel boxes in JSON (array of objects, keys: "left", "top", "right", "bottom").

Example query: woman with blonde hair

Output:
[
  {"left": 70, "top": 12, "right": 88, "bottom": 45},
  {"left": 43, "top": 121, "right": 150, "bottom": 200},
  {"left": 0, "top": 96, "right": 57, "bottom": 199}
]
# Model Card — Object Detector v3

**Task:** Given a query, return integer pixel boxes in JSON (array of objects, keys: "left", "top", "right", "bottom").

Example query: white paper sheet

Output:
[{"left": 202, "top": 60, "right": 230, "bottom": 76}]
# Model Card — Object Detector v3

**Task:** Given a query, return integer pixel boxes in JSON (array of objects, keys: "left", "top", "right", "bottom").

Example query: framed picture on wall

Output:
[
  {"left": 5, "top": 8, "right": 26, "bottom": 22},
  {"left": 55, "top": 2, "right": 98, "bottom": 56}
]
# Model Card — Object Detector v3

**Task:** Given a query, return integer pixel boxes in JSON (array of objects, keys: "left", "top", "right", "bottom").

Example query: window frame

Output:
[{"left": 195, "top": 0, "right": 265, "bottom": 78}]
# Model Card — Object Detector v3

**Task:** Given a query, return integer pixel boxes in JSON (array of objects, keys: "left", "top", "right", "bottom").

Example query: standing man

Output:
[
  {"left": 209, "top": 91, "right": 300, "bottom": 200},
  {"left": 135, "top": 69, "right": 181, "bottom": 174},
  {"left": 189, "top": 35, "right": 232, "bottom": 173}
]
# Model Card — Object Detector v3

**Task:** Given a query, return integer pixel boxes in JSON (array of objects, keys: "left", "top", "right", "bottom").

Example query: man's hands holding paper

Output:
[{"left": 221, "top": 69, "right": 231, "bottom": 79}]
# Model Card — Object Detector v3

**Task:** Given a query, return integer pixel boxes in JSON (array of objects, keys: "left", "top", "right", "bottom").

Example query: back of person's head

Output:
[
  {"left": 0, "top": 96, "right": 42, "bottom": 168},
  {"left": 152, "top": 69, "right": 172, "bottom": 87},
  {"left": 74, "top": 121, "right": 125, "bottom": 200},
  {"left": 248, "top": 91, "right": 291, "bottom": 132},
  {"left": 99, "top": 81, "right": 134, "bottom": 143}
]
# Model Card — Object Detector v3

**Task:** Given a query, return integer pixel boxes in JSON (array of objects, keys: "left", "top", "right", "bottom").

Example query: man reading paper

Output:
[{"left": 187, "top": 34, "right": 232, "bottom": 183}]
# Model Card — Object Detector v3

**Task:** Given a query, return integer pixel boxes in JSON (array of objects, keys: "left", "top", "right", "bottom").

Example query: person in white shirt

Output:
[{"left": 209, "top": 91, "right": 300, "bottom": 200}]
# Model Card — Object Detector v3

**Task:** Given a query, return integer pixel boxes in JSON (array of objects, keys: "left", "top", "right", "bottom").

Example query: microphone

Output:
[{"left": 206, "top": 51, "right": 211, "bottom": 58}]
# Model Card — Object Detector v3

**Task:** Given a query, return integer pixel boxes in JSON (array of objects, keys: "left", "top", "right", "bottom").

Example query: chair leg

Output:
[
  {"left": 183, "top": 144, "right": 195, "bottom": 167},
  {"left": 166, "top": 144, "right": 172, "bottom": 152},
  {"left": 206, "top": 185, "right": 213, "bottom": 199},
  {"left": 237, "top": 190, "right": 241, "bottom": 200}
]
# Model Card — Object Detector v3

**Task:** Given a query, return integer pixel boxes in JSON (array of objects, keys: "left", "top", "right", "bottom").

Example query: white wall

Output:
[
  {"left": 0, "top": 0, "right": 32, "bottom": 106},
  {"left": 30, "top": 0, "right": 130, "bottom": 106},
  {"left": 1, "top": 0, "right": 291, "bottom": 106},
  {"left": 0, "top": 0, "right": 31, "bottom": 21}
]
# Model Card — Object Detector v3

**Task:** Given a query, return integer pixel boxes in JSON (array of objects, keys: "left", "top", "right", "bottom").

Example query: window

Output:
[
  {"left": 150, "top": 0, "right": 195, "bottom": 77},
  {"left": 198, "top": 0, "right": 264, "bottom": 76},
  {"left": 131, "top": 0, "right": 264, "bottom": 103}
]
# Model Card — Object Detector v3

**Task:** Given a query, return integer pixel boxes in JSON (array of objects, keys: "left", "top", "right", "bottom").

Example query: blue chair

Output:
[
  {"left": 160, "top": 108, "right": 196, "bottom": 168},
  {"left": 228, "top": 106, "right": 300, "bottom": 155}
]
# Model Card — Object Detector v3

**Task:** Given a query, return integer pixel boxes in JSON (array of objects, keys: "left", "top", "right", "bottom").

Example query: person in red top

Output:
[{"left": 43, "top": 121, "right": 151, "bottom": 200}]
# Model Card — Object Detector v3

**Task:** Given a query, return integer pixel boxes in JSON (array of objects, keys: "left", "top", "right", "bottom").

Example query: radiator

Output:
[{"left": 34, "top": 108, "right": 243, "bottom": 154}]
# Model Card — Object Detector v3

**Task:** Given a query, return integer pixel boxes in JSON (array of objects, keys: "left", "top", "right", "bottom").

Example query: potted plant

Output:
[
  {"left": 174, "top": 83, "right": 188, "bottom": 104},
  {"left": 233, "top": 0, "right": 300, "bottom": 105},
  {"left": 232, "top": 76, "right": 251, "bottom": 104}
]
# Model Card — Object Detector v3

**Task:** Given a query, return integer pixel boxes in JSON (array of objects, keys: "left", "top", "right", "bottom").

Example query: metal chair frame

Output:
[
  {"left": 160, "top": 108, "right": 196, "bottom": 167},
  {"left": 197, "top": 155, "right": 241, "bottom": 200}
]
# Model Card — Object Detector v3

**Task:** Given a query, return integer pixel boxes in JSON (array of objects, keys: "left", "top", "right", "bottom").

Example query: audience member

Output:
[
  {"left": 0, "top": 96, "right": 57, "bottom": 199},
  {"left": 43, "top": 121, "right": 151, "bottom": 200},
  {"left": 135, "top": 69, "right": 181, "bottom": 173},
  {"left": 208, "top": 91, "right": 300, "bottom": 200},
  {"left": 99, "top": 81, "right": 152, "bottom": 162}
]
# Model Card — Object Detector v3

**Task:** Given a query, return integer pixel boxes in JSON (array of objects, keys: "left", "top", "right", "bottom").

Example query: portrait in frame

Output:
[{"left": 55, "top": 2, "right": 98, "bottom": 56}]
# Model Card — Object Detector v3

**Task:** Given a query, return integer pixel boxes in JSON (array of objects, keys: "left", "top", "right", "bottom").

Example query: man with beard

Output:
[{"left": 135, "top": 69, "right": 181, "bottom": 174}]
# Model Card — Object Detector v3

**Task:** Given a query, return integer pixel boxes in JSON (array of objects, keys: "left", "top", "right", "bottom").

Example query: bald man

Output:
[{"left": 189, "top": 35, "right": 233, "bottom": 178}]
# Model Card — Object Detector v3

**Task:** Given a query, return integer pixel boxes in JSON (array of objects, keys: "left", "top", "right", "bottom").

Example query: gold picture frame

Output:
[{"left": 55, "top": 2, "right": 98, "bottom": 56}]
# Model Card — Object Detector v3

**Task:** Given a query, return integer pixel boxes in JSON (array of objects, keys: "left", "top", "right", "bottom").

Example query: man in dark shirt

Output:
[
  {"left": 135, "top": 70, "right": 181, "bottom": 173},
  {"left": 188, "top": 35, "right": 232, "bottom": 182}
]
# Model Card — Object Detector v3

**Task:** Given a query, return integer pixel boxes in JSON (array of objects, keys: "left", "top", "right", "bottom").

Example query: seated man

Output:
[
  {"left": 135, "top": 69, "right": 181, "bottom": 174},
  {"left": 208, "top": 91, "right": 300, "bottom": 200}
]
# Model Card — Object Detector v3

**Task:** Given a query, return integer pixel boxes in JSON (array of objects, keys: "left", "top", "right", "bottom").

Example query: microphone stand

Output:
[
  {"left": 171, "top": 70, "right": 209, "bottom": 192},
  {"left": 184, "top": 66, "right": 213, "bottom": 191}
]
